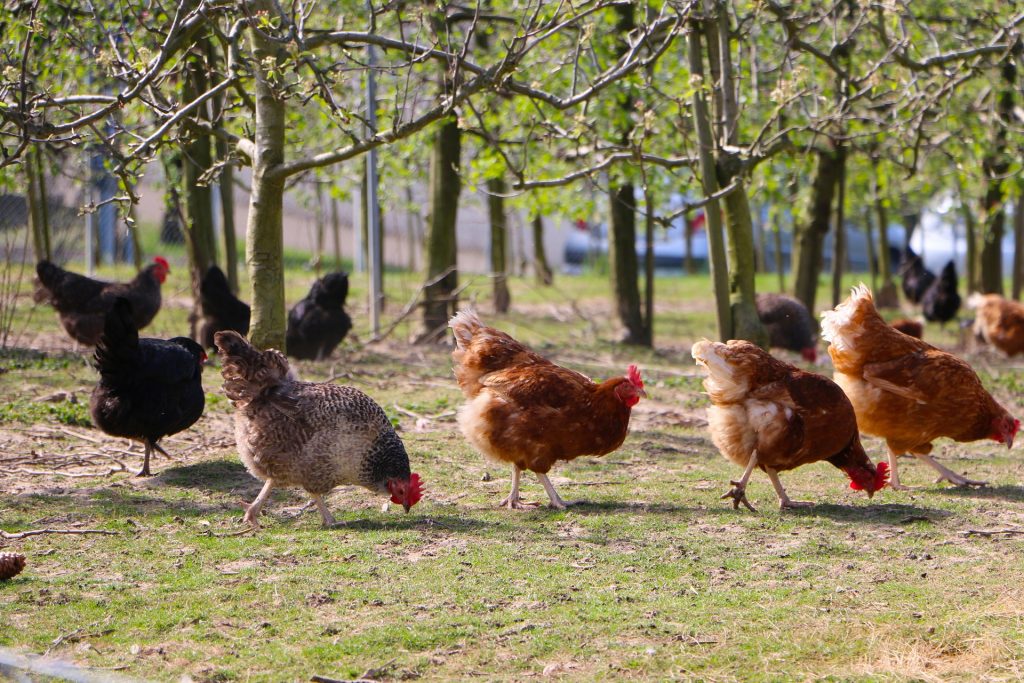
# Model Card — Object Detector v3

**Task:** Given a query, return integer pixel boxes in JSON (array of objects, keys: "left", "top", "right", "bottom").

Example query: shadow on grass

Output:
[
  {"left": 273, "top": 514, "right": 498, "bottom": 534},
  {"left": 11, "top": 486, "right": 240, "bottom": 521},
  {"left": 156, "top": 459, "right": 255, "bottom": 494},
  {"left": 930, "top": 484, "right": 1024, "bottom": 502},
  {"left": 784, "top": 501, "right": 952, "bottom": 524}
]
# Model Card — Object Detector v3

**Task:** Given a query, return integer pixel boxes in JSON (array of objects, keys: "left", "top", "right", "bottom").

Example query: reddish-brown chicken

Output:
[
  {"left": 823, "top": 285, "right": 1019, "bottom": 489},
  {"left": 968, "top": 293, "right": 1024, "bottom": 357},
  {"left": 449, "top": 310, "right": 646, "bottom": 509},
  {"left": 692, "top": 339, "right": 888, "bottom": 510}
]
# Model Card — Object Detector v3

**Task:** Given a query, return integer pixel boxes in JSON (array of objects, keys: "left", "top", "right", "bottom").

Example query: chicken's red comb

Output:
[
  {"left": 849, "top": 461, "right": 890, "bottom": 492},
  {"left": 627, "top": 364, "right": 644, "bottom": 389},
  {"left": 154, "top": 256, "right": 169, "bottom": 269},
  {"left": 408, "top": 472, "right": 424, "bottom": 506}
]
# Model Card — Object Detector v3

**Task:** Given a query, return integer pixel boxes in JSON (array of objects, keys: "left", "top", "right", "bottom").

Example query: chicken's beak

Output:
[
  {"left": 1007, "top": 434, "right": 1014, "bottom": 450},
  {"left": 639, "top": 388, "right": 648, "bottom": 399}
]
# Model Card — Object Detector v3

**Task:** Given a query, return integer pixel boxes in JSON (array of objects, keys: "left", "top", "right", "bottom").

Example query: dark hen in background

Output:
[
  {"left": 34, "top": 257, "right": 168, "bottom": 346},
  {"left": 286, "top": 272, "right": 353, "bottom": 360},
  {"left": 90, "top": 298, "right": 206, "bottom": 476},
  {"left": 922, "top": 261, "right": 961, "bottom": 326},
  {"left": 198, "top": 265, "right": 251, "bottom": 350},
  {"left": 755, "top": 293, "right": 818, "bottom": 362},
  {"left": 898, "top": 247, "right": 936, "bottom": 304}
]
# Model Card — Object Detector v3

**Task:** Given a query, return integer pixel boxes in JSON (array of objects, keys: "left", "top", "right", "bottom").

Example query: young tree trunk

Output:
[
  {"left": 863, "top": 205, "right": 878, "bottom": 292},
  {"left": 25, "top": 144, "right": 49, "bottom": 262},
  {"left": 313, "top": 178, "right": 325, "bottom": 277},
  {"left": 720, "top": 183, "right": 767, "bottom": 344},
  {"left": 686, "top": 18, "right": 731, "bottom": 341},
  {"left": 487, "top": 176, "right": 510, "bottom": 314},
  {"left": 607, "top": 3, "right": 646, "bottom": 345},
  {"left": 872, "top": 168, "right": 899, "bottom": 308},
  {"left": 978, "top": 59, "right": 1015, "bottom": 295},
  {"left": 684, "top": 213, "right": 695, "bottom": 275},
  {"left": 217, "top": 139, "right": 239, "bottom": 292},
  {"left": 831, "top": 144, "right": 848, "bottom": 308},
  {"left": 182, "top": 55, "right": 218, "bottom": 339},
  {"left": 1013, "top": 198, "right": 1024, "bottom": 300},
  {"left": 532, "top": 215, "right": 553, "bottom": 285},
  {"left": 419, "top": 117, "right": 461, "bottom": 342},
  {"left": 245, "top": 12, "right": 288, "bottom": 350},
  {"left": 792, "top": 146, "right": 840, "bottom": 313},
  {"left": 331, "top": 195, "right": 343, "bottom": 270}
]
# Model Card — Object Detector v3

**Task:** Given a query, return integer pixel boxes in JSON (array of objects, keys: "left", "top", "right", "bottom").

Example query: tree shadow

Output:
[
  {"left": 11, "top": 486, "right": 239, "bottom": 521},
  {"left": 930, "top": 484, "right": 1024, "bottom": 503}
]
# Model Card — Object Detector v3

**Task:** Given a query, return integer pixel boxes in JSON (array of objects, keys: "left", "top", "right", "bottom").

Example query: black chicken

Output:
[
  {"left": 922, "top": 260, "right": 961, "bottom": 326},
  {"left": 91, "top": 298, "right": 207, "bottom": 476},
  {"left": 286, "top": 272, "right": 353, "bottom": 360},
  {"left": 755, "top": 293, "right": 818, "bottom": 362},
  {"left": 198, "top": 265, "right": 250, "bottom": 350},
  {"left": 898, "top": 247, "right": 936, "bottom": 304}
]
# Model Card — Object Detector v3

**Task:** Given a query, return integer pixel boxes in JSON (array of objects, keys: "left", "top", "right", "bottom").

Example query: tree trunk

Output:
[
  {"left": 902, "top": 211, "right": 919, "bottom": 250},
  {"left": 532, "top": 215, "right": 553, "bottom": 285},
  {"left": 26, "top": 145, "right": 49, "bottom": 262},
  {"left": 792, "top": 146, "right": 840, "bottom": 313},
  {"left": 863, "top": 205, "right": 878, "bottom": 292},
  {"left": 831, "top": 144, "right": 848, "bottom": 308},
  {"left": 720, "top": 181, "right": 767, "bottom": 344},
  {"left": 419, "top": 117, "right": 461, "bottom": 342},
  {"left": 331, "top": 195, "right": 343, "bottom": 270},
  {"left": 313, "top": 179, "right": 325, "bottom": 277},
  {"left": 687, "top": 18, "right": 731, "bottom": 341},
  {"left": 607, "top": 3, "right": 646, "bottom": 345},
  {"left": 245, "top": 11, "right": 288, "bottom": 350},
  {"left": 872, "top": 166, "right": 899, "bottom": 308},
  {"left": 684, "top": 213, "right": 695, "bottom": 275},
  {"left": 978, "top": 59, "right": 1015, "bottom": 295},
  {"left": 771, "top": 207, "right": 785, "bottom": 291},
  {"left": 487, "top": 177, "right": 510, "bottom": 314},
  {"left": 182, "top": 55, "right": 218, "bottom": 339},
  {"left": 218, "top": 139, "right": 239, "bottom": 292},
  {"left": 1013, "top": 198, "right": 1024, "bottom": 300},
  {"left": 643, "top": 184, "right": 655, "bottom": 345}
]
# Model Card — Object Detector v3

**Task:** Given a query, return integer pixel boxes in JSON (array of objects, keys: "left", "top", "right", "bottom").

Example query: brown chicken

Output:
[
  {"left": 692, "top": 340, "right": 888, "bottom": 510},
  {"left": 449, "top": 310, "right": 646, "bottom": 509},
  {"left": 35, "top": 257, "right": 169, "bottom": 346},
  {"left": 968, "top": 293, "right": 1024, "bottom": 357},
  {"left": 822, "top": 285, "right": 1019, "bottom": 489}
]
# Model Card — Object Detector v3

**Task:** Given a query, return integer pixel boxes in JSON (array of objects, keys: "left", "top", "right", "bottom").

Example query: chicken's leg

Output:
[
  {"left": 310, "top": 494, "right": 338, "bottom": 526},
  {"left": 137, "top": 441, "right": 153, "bottom": 477},
  {"left": 765, "top": 468, "right": 813, "bottom": 509},
  {"left": 915, "top": 453, "right": 988, "bottom": 487},
  {"left": 241, "top": 479, "right": 275, "bottom": 528},
  {"left": 498, "top": 466, "right": 539, "bottom": 510},
  {"left": 887, "top": 448, "right": 912, "bottom": 491},
  {"left": 537, "top": 473, "right": 580, "bottom": 510},
  {"left": 722, "top": 450, "right": 759, "bottom": 512}
]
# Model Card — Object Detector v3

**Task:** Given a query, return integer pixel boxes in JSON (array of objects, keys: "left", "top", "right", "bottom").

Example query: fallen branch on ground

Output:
[{"left": 1, "top": 528, "right": 120, "bottom": 540}]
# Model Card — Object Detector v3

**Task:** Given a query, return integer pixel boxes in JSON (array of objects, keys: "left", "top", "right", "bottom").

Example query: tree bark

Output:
[
  {"left": 487, "top": 176, "right": 510, "bottom": 314},
  {"left": 331, "top": 195, "right": 343, "bottom": 270},
  {"left": 25, "top": 144, "right": 49, "bottom": 262},
  {"left": 532, "top": 215, "right": 553, "bottom": 285},
  {"left": 245, "top": 10, "right": 287, "bottom": 350},
  {"left": 863, "top": 205, "right": 878, "bottom": 292},
  {"left": 792, "top": 146, "right": 840, "bottom": 314},
  {"left": 872, "top": 166, "right": 899, "bottom": 308},
  {"left": 419, "top": 117, "right": 461, "bottom": 341},
  {"left": 831, "top": 144, "right": 848, "bottom": 308},
  {"left": 978, "top": 60, "right": 1016, "bottom": 295},
  {"left": 1013, "top": 198, "right": 1024, "bottom": 300},
  {"left": 217, "top": 139, "right": 238, "bottom": 292}
]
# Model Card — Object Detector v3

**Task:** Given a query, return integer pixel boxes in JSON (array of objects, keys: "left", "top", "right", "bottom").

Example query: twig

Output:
[
  {"left": 372, "top": 266, "right": 458, "bottom": 342},
  {"left": 961, "top": 528, "right": 1024, "bottom": 537},
  {"left": 1, "top": 528, "right": 119, "bottom": 540},
  {"left": 311, "top": 677, "right": 378, "bottom": 683},
  {"left": 54, "top": 427, "right": 104, "bottom": 444}
]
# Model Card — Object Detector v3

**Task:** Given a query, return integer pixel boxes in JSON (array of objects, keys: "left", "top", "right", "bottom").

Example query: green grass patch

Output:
[{"left": 0, "top": 398, "right": 92, "bottom": 426}]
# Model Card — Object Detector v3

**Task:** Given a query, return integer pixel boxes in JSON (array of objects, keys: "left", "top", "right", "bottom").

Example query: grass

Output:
[{"left": 2, "top": 241, "right": 1024, "bottom": 681}]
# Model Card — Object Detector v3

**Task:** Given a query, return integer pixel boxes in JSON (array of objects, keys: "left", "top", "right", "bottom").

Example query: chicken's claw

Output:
[
  {"left": 498, "top": 496, "right": 540, "bottom": 510},
  {"left": 721, "top": 482, "right": 757, "bottom": 512},
  {"left": 240, "top": 500, "right": 262, "bottom": 529}
]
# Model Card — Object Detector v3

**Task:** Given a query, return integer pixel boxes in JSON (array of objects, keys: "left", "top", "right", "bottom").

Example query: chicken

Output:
[
  {"left": 755, "top": 292, "right": 817, "bottom": 362},
  {"left": 822, "top": 285, "right": 1019, "bottom": 489},
  {"left": 968, "top": 293, "right": 1024, "bottom": 356},
  {"left": 898, "top": 247, "right": 936, "bottom": 304},
  {"left": 921, "top": 261, "right": 961, "bottom": 326},
  {"left": 214, "top": 330, "right": 422, "bottom": 528},
  {"left": 692, "top": 340, "right": 888, "bottom": 510},
  {"left": 90, "top": 298, "right": 206, "bottom": 476},
  {"left": 286, "top": 272, "right": 353, "bottom": 360},
  {"left": 890, "top": 318, "right": 924, "bottom": 339},
  {"left": 448, "top": 310, "right": 646, "bottom": 509},
  {"left": 35, "top": 257, "right": 169, "bottom": 346},
  {"left": 197, "top": 265, "right": 250, "bottom": 350}
]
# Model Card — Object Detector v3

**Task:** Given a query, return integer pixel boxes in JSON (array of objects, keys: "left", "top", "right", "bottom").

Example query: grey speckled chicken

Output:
[
  {"left": 214, "top": 330, "right": 422, "bottom": 528},
  {"left": 755, "top": 293, "right": 818, "bottom": 362}
]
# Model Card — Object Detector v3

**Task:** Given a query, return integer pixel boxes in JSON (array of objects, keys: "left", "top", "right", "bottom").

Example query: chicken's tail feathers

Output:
[
  {"left": 94, "top": 298, "right": 139, "bottom": 370},
  {"left": 448, "top": 309, "right": 484, "bottom": 349},
  {"left": 820, "top": 283, "right": 874, "bottom": 345},
  {"left": 966, "top": 292, "right": 990, "bottom": 310},
  {"left": 214, "top": 330, "right": 292, "bottom": 406},
  {"left": 33, "top": 260, "right": 62, "bottom": 302}
]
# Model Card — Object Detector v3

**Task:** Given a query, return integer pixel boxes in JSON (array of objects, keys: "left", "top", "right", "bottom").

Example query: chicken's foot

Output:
[
  {"left": 537, "top": 473, "right": 581, "bottom": 510},
  {"left": 241, "top": 479, "right": 275, "bottom": 528},
  {"left": 916, "top": 453, "right": 988, "bottom": 487},
  {"left": 722, "top": 451, "right": 759, "bottom": 512},
  {"left": 151, "top": 441, "right": 179, "bottom": 462},
  {"left": 498, "top": 466, "right": 540, "bottom": 509},
  {"left": 765, "top": 468, "right": 813, "bottom": 509},
  {"left": 886, "top": 449, "right": 915, "bottom": 491}
]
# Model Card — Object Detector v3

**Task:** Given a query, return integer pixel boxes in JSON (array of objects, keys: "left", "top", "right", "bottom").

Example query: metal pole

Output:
[{"left": 366, "top": 7, "right": 382, "bottom": 338}]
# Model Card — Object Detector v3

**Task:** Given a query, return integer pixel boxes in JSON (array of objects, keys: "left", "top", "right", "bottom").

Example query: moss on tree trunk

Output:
[
  {"left": 487, "top": 177, "right": 510, "bottom": 314},
  {"left": 419, "top": 117, "right": 461, "bottom": 341}
]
